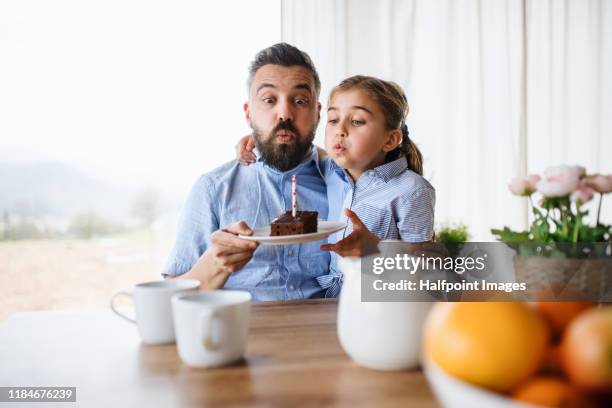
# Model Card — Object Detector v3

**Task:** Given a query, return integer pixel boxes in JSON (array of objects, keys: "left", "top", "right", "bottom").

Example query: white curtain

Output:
[
  {"left": 526, "top": 0, "right": 612, "bottom": 226},
  {"left": 281, "top": 0, "right": 612, "bottom": 239}
]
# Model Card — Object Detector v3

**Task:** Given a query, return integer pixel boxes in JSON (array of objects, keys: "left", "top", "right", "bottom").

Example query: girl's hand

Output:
[
  {"left": 320, "top": 208, "right": 381, "bottom": 257},
  {"left": 236, "top": 134, "right": 256, "bottom": 165}
]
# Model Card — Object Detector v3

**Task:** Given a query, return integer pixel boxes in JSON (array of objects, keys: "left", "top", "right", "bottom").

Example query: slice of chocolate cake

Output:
[{"left": 270, "top": 211, "right": 318, "bottom": 236}]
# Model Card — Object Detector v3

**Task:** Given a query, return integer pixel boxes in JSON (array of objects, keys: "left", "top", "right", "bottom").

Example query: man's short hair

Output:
[{"left": 247, "top": 43, "right": 321, "bottom": 98}]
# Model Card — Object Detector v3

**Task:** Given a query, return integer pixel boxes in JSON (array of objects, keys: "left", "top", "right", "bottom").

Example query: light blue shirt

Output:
[
  {"left": 317, "top": 155, "right": 436, "bottom": 297},
  {"left": 163, "top": 147, "right": 330, "bottom": 301}
]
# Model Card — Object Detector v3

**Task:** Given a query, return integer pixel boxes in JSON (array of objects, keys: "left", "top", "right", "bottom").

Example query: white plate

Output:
[{"left": 239, "top": 221, "right": 346, "bottom": 246}]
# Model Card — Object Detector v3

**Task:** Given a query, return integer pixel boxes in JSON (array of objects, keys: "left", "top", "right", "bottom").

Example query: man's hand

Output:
[
  {"left": 208, "top": 221, "right": 258, "bottom": 274},
  {"left": 320, "top": 209, "right": 380, "bottom": 257},
  {"left": 236, "top": 134, "right": 256, "bottom": 165},
  {"left": 170, "top": 221, "right": 258, "bottom": 289}
]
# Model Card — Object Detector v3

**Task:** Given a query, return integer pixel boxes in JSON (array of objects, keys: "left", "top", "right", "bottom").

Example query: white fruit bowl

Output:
[{"left": 423, "top": 358, "right": 532, "bottom": 408}]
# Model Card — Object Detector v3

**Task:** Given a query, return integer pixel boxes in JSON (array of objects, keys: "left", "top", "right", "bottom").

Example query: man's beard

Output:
[{"left": 252, "top": 121, "right": 316, "bottom": 172}]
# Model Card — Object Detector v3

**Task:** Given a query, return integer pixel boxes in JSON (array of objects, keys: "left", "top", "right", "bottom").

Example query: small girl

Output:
[{"left": 238, "top": 75, "right": 435, "bottom": 297}]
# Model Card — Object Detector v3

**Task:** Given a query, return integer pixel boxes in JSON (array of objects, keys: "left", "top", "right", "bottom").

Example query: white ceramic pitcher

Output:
[{"left": 337, "top": 256, "right": 433, "bottom": 371}]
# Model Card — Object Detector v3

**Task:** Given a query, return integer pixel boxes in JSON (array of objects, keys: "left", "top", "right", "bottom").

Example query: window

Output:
[{"left": 0, "top": 0, "right": 281, "bottom": 318}]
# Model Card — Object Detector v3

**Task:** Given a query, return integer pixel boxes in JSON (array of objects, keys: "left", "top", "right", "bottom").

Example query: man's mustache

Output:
[{"left": 272, "top": 121, "right": 299, "bottom": 136}]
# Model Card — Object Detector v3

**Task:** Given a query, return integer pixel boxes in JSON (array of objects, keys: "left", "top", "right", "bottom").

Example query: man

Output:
[{"left": 163, "top": 43, "right": 330, "bottom": 301}]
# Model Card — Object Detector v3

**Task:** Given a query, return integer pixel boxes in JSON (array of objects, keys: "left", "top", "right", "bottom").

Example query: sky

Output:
[{"left": 0, "top": 0, "right": 281, "bottom": 199}]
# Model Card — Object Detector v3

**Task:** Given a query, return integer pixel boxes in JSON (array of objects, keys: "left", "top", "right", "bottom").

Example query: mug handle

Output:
[
  {"left": 110, "top": 291, "right": 136, "bottom": 323},
  {"left": 198, "top": 309, "right": 221, "bottom": 350}
]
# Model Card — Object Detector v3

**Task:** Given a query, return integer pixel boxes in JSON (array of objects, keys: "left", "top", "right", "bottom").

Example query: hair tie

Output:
[{"left": 401, "top": 123, "right": 410, "bottom": 144}]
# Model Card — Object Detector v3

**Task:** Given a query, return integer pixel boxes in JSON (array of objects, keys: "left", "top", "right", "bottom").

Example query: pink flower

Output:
[
  {"left": 508, "top": 174, "right": 541, "bottom": 196},
  {"left": 585, "top": 173, "right": 612, "bottom": 193},
  {"left": 570, "top": 185, "right": 594, "bottom": 204},
  {"left": 537, "top": 166, "right": 581, "bottom": 198},
  {"left": 544, "top": 165, "right": 586, "bottom": 179}
]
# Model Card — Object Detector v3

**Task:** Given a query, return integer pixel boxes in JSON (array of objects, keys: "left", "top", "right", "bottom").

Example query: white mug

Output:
[
  {"left": 171, "top": 290, "right": 252, "bottom": 368},
  {"left": 110, "top": 279, "right": 200, "bottom": 344},
  {"left": 337, "top": 256, "right": 433, "bottom": 371}
]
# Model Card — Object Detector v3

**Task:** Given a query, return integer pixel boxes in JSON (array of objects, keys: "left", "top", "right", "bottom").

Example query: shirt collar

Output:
[
  {"left": 373, "top": 155, "right": 408, "bottom": 182},
  {"left": 329, "top": 158, "right": 348, "bottom": 180},
  {"left": 329, "top": 155, "right": 408, "bottom": 183},
  {"left": 253, "top": 147, "right": 264, "bottom": 162}
]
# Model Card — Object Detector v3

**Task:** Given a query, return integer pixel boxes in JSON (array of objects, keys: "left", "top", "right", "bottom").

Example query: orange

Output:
[
  {"left": 512, "top": 376, "right": 592, "bottom": 408},
  {"left": 561, "top": 306, "right": 612, "bottom": 393},
  {"left": 536, "top": 301, "right": 593, "bottom": 338},
  {"left": 423, "top": 302, "right": 549, "bottom": 393}
]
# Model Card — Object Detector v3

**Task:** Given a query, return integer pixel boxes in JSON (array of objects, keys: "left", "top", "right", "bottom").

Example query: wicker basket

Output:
[{"left": 514, "top": 255, "right": 611, "bottom": 302}]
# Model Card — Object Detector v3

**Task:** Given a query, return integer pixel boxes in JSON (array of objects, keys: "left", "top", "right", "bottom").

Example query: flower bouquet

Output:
[{"left": 491, "top": 165, "right": 612, "bottom": 300}]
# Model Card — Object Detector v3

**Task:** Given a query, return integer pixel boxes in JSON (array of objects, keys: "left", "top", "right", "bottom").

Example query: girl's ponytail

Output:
[{"left": 399, "top": 124, "right": 423, "bottom": 176}]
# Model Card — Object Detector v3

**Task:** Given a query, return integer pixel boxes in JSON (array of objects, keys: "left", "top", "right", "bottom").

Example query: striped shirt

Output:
[{"left": 316, "top": 155, "right": 436, "bottom": 297}]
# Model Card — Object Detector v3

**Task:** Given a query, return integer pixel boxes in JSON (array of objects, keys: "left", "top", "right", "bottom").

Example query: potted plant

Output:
[
  {"left": 491, "top": 166, "right": 612, "bottom": 300},
  {"left": 436, "top": 222, "right": 470, "bottom": 258},
  {"left": 436, "top": 222, "right": 470, "bottom": 244}
]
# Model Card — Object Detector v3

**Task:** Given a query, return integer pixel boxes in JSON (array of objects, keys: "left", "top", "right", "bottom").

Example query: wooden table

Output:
[{"left": 0, "top": 299, "right": 439, "bottom": 407}]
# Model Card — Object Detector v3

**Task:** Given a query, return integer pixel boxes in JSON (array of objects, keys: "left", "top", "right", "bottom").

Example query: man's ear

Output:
[
  {"left": 243, "top": 102, "right": 251, "bottom": 125},
  {"left": 382, "top": 129, "right": 403, "bottom": 152}
]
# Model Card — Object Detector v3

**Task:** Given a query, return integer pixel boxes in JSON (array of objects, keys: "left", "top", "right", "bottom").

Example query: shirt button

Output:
[
  {"left": 288, "top": 249, "right": 293, "bottom": 256},
  {"left": 289, "top": 284, "right": 295, "bottom": 290}
]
